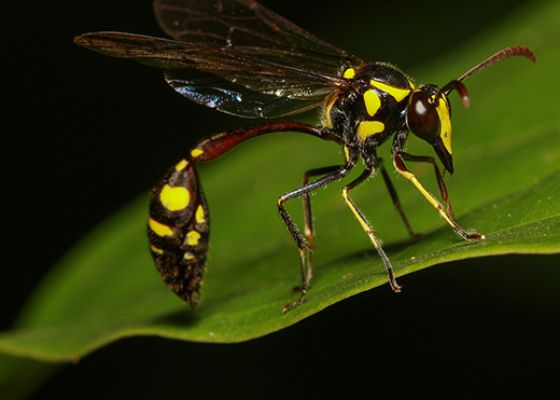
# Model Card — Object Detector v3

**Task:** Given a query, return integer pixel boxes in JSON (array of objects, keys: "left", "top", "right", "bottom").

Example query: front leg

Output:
[
  {"left": 391, "top": 130, "right": 485, "bottom": 241},
  {"left": 401, "top": 153, "right": 455, "bottom": 219}
]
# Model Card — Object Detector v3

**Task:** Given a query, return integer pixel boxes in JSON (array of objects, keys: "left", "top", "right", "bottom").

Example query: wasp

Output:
[{"left": 75, "top": 0, "right": 536, "bottom": 312}]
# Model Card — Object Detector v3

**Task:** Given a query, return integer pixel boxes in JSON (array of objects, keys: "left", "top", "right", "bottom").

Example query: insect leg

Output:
[
  {"left": 400, "top": 153, "right": 455, "bottom": 219},
  {"left": 377, "top": 158, "right": 418, "bottom": 239},
  {"left": 279, "top": 155, "right": 358, "bottom": 313},
  {"left": 392, "top": 130, "right": 484, "bottom": 241},
  {"left": 149, "top": 122, "right": 333, "bottom": 308},
  {"left": 342, "top": 166, "right": 402, "bottom": 293},
  {"left": 302, "top": 165, "right": 342, "bottom": 248}
]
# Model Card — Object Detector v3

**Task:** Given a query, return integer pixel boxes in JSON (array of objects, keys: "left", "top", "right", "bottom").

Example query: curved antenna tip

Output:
[{"left": 458, "top": 45, "right": 537, "bottom": 82}]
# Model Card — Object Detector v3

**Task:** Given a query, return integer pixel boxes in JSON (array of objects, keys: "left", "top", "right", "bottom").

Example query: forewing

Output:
[
  {"left": 74, "top": 32, "right": 196, "bottom": 68},
  {"left": 75, "top": 31, "right": 343, "bottom": 116},
  {"left": 75, "top": 0, "right": 367, "bottom": 117},
  {"left": 153, "top": 0, "right": 364, "bottom": 75}
]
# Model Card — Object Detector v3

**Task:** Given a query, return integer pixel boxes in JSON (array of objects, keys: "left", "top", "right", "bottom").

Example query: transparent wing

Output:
[
  {"left": 75, "top": 0, "right": 366, "bottom": 118},
  {"left": 153, "top": 0, "right": 364, "bottom": 75},
  {"left": 75, "top": 31, "right": 347, "bottom": 117}
]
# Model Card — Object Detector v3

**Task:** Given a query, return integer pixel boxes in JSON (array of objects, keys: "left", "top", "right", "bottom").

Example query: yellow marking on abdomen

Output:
[
  {"left": 195, "top": 205, "right": 206, "bottom": 224},
  {"left": 160, "top": 184, "right": 191, "bottom": 212},
  {"left": 370, "top": 79, "right": 411, "bottom": 103},
  {"left": 186, "top": 230, "right": 201, "bottom": 246},
  {"left": 363, "top": 89, "right": 381, "bottom": 117},
  {"left": 149, "top": 218, "right": 174, "bottom": 237},
  {"left": 175, "top": 159, "right": 189, "bottom": 171},
  {"left": 357, "top": 121, "right": 385, "bottom": 141},
  {"left": 183, "top": 252, "right": 195, "bottom": 261}
]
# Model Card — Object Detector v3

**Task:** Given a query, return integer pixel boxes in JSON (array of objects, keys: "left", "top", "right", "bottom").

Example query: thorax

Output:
[{"left": 321, "top": 62, "right": 414, "bottom": 152}]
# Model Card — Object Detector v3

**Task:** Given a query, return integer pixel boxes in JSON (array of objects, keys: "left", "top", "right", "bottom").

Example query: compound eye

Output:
[{"left": 406, "top": 91, "right": 440, "bottom": 143}]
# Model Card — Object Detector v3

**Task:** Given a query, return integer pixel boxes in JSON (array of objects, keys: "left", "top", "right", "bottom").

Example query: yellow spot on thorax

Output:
[
  {"left": 357, "top": 121, "right": 385, "bottom": 141},
  {"left": 186, "top": 230, "right": 201, "bottom": 246},
  {"left": 149, "top": 218, "right": 174, "bottom": 237},
  {"left": 191, "top": 148, "right": 204, "bottom": 158},
  {"left": 370, "top": 79, "right": 410, "bottom": 103},
  {"left": 343, "top": 68, "right": 356, "bottom": 79},
  {"left": 363, "top": 90, "right": 381, "bottom": 117},
  {"left": 322, "top": 94, "right": 338, "bottom": 129},
  {"left": 435, "top": 96, "right": 452, "bottom": 154},
  {"left": 183, "top": 252, "right": 195, "bottom": 261},
  {"left": 160, "top": 184, "right": 190, "bottom": 212},
  {"left": 195, "top": 205, "right": 206, "bottom": 224},
  {"left": 175, "top": 159, "right": 189, "bottom": 171}
]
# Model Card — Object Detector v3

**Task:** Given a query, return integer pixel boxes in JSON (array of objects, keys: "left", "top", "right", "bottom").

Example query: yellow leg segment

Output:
[
  {"left": 342, "top": 183, "right": 402, "bottom": 292},
  {"left": 395, "top": 166, "right": 485, "bottom": 241}
]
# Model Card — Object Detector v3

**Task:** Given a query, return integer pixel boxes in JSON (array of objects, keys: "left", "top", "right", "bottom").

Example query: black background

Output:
[{"left": 4, "top": 0, "right": 559, "bottom": 398}]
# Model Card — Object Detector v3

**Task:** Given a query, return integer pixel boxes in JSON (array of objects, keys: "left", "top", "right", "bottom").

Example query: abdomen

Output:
[{"left": 147, "top": 158, "right": 210, "bottom": 308}]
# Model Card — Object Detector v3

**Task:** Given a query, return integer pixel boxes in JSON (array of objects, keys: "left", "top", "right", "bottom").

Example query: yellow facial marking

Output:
[
  {"left": 370, "top": 79, "right": 411, "bottom": 103},
  {"left": 175, "top": 159, "right": 189, "bottom": 171},
  {"left": 149, "top": 218, "right": 174, "bottom": 237},
  {"left": 150, "top": 245, "right": 164, "bottom": 255},
  {"left": 159, "top": 184, "right": 190, "bottom": 212},
  {"left": 195, "top": 205, "right": 206, "bottom": 224},
  {"left": 191, "top": 148, "right": 204, "bottom": 158},
  {"left": 435, "top": 96, "right": 452, "bottom": 154},
  {"left": 183, "top": 252, "right": 195, "bottom": 261},
  {"left": 343, "top": 68, "right": 356, "bottom": 79},
  {"left": 186, "top": 230, "right": 201, "bottom": 246},
  {"left": 357, "top": 121, "right": 385, "bottom": 141},
  {"left": 363, "top": 89, "right": 381, "bottom": 117}
]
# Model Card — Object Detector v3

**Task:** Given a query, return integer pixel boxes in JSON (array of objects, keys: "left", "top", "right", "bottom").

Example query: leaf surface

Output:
[{"left": 1, "top": 0, "right": 559, "bottom": 365}]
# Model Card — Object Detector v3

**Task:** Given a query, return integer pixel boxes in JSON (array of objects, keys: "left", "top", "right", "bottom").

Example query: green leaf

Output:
[{"left": 1, "top": 1, "right": 559, "bottom": 365}]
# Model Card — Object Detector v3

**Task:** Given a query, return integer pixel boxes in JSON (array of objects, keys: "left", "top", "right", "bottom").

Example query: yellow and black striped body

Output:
[
  {"left": 148, "top": 158, "right": 209, "bottom": 308},
  {"left": 322, "top": 63, "right": 414, "bottom": 152}
]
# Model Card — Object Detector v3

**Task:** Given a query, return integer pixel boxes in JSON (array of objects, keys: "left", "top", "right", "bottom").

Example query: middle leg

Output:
[{"left": 342, "top": 166, "right": 402, "bottom": 293}]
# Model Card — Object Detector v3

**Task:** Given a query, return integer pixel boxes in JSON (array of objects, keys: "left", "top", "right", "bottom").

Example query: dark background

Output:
[{"left": 4, "top": 0, "right": 558, "bottom": 397}]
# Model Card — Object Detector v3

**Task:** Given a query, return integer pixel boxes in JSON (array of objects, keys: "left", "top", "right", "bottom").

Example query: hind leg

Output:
[{"left": 279, "top": 150, "right": 358, "bottom": 313}]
